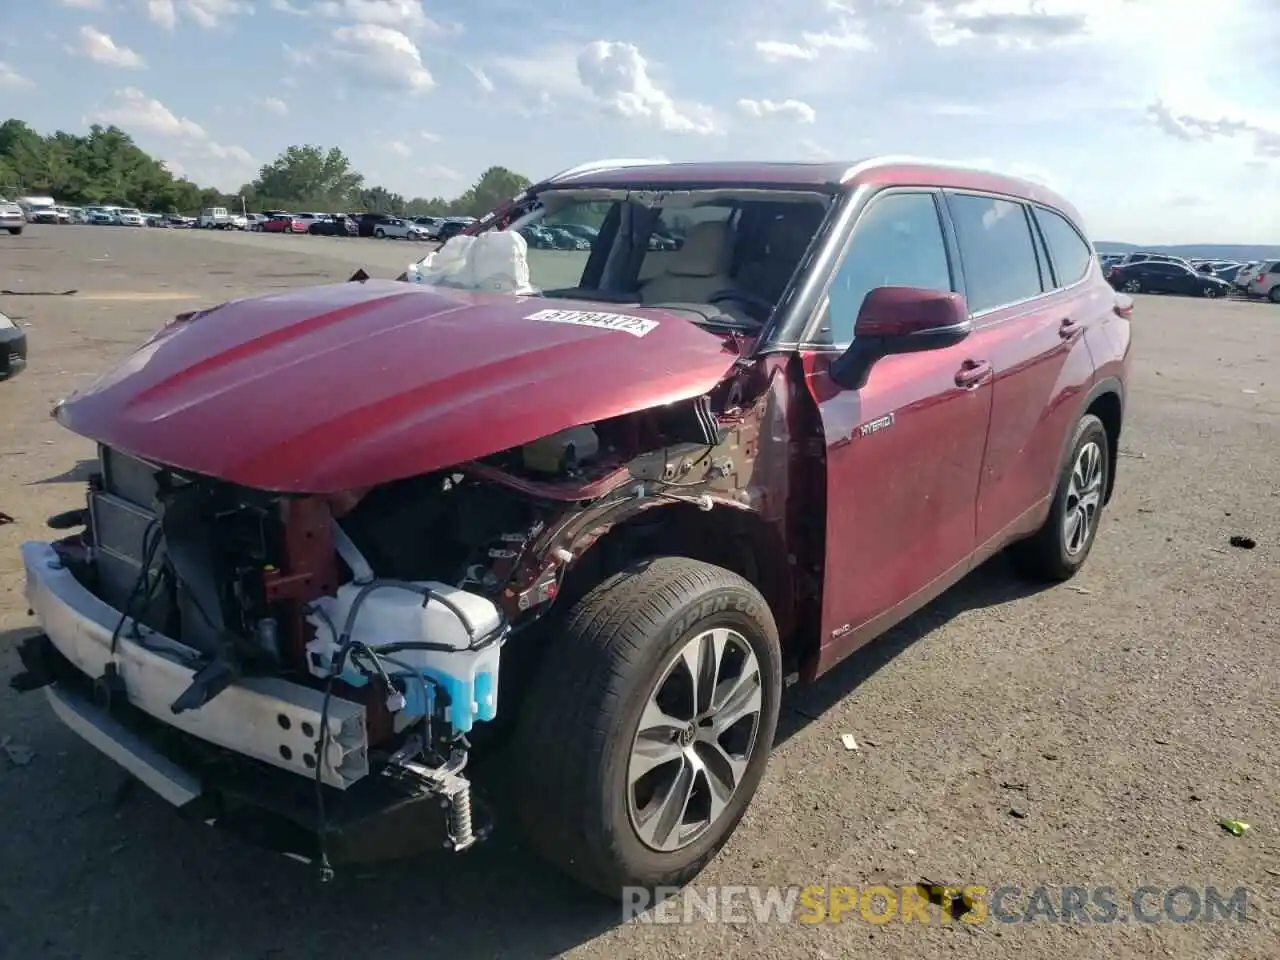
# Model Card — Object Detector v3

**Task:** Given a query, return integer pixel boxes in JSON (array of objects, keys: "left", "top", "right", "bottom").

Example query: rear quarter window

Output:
[
  {"left": 946, "top": 192, "right": 1045, "bottom": 313},
  {"left": 1034, "top": 206, "right": 1094, "bottom": 287}
]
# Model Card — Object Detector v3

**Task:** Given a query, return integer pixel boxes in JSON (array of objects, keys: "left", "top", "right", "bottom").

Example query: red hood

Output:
[{"left": 55, "top": 281, "right": 741, "bottom": 492}]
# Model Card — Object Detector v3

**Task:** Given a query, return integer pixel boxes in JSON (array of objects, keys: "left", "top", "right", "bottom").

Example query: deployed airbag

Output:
[{"left": 406, "top": 231, "right": 537, "bottom": 295}]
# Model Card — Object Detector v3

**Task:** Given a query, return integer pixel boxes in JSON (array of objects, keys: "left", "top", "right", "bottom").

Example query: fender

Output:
[{"left": 1055, "top": 375, "right": 1125, "bottom": 504}]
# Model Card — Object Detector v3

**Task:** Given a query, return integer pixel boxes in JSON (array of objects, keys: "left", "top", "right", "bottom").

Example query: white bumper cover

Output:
[{"left": 21, "top": 541, "right": 369, "bottom": 797}]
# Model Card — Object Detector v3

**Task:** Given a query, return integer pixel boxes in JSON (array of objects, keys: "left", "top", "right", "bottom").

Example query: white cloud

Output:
[
  {"left": 0, "top": 61, "right": 34, "bottom": 89},
  {"left": 421, "top": 163, "right": 462, "bottom": 180},
  {"left": 737, "top": 98, "right": 817, "bottom": 124},
  {"left": 326, "top": 24, "right": 434, "bottom": 91},
  {"left": 419, "top": 129, "right": 441, "bottom": 142},
  {"left": 387, "top": 139, "right": 411, "bottom": 156},
  {"left": 69, "top": 26, "right": 146, "bottom": 69},
  {"left": 754, "top": 40, "right": 818, "bottom": 63},
  {"left": 255, "top": 95, "right": 288, "bottom": 115},
  {"left": 1147, "top": 98, "right": 1280, "bottom": 159},
  {"left": 468, "top": 64, "right": 495, "bottom": 94},
  {"left": 916, "top": 0, "right": 1096, "bottom": 48},
  {"left": 754, "top": 10, "right": 872, "bottom": 62},
  {"left": 147, "top": 0, "right": 252, "bottom": 31},
  {"left": 87, "top": 87, "right": 255, "bottom": 187},
  {"left": 60, "top": 0, "right": 106, "bottom": 8},
  {"left": 271, "top": 0, "right": 448, "bottom": 34},
  {"left": 576, "top": 41, "right": 718, "bottom": 135}
]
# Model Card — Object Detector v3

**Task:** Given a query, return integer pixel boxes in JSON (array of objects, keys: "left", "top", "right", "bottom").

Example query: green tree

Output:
[
  {"left": 1, "top": 117, "right": 533, "bottom": 219},
  {"left": 250, "top": 145, "right": 364, "bottom": 208},
  {"left": 454, "top": 166, "right": 532, "bottom": 218}
]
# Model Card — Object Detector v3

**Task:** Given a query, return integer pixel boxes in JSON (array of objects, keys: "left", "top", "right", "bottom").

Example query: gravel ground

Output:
[{"left": 1, "top": 224, "right": 1277, "bottom": 960}]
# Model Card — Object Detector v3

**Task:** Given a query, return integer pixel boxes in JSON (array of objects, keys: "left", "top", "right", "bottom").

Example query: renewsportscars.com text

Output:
[{"left": 622, "top": 884, "right": 1253, "bottom": 925}]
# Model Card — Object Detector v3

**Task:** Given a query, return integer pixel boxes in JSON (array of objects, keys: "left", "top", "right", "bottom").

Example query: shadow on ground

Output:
[
  {"left": 0, "top": 555, "right": 1046, "bottom": 959},
  {"left": 32, "top": 460, "right": 96, "bottom": 485}
]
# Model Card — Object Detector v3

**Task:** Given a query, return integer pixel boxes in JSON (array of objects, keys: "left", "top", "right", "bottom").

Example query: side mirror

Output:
[{"left": 829, "top": 286, "right": 971, "bottom": 390}]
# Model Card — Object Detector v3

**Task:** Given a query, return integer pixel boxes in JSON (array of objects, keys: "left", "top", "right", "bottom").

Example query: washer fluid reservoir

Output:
[{"left": 306, "top": 581, "right": 504, "bottom": 734}]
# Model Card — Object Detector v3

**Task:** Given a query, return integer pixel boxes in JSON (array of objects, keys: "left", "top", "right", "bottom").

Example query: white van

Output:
[
  {"left": 18, "top": 196, "right": 58, "bottom": 224},
  {"left": 199, "top": 207, "right": 231, "bottom": 229}
]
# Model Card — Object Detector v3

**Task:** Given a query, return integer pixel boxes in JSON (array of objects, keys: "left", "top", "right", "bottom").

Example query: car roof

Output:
[{"left": 549, "top": 155, "right": 1083, "bottom": 221}]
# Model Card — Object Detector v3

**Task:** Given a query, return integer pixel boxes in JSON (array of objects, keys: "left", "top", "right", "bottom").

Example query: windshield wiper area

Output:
[{"left": 648, "top": 303, "right": 762, "bottom": 332}]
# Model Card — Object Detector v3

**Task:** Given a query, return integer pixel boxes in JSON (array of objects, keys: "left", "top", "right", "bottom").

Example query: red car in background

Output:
[{"left": 261, "top": 214, "right": 308, "bottom": 234}]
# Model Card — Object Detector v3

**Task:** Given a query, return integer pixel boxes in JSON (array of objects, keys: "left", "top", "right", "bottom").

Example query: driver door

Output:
[{"left": 802, "top": 189, "right": 994, "bottom": 674}]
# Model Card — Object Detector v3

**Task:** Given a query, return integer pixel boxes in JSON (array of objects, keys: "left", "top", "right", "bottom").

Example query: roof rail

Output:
[{"left": 547, "top": 158, "right": 670, "bottom": 183}]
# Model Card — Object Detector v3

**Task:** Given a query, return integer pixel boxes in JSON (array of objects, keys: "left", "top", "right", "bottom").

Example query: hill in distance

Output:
[{"left": 1095, "top": 241, "right": 1280, "bottom": 261}]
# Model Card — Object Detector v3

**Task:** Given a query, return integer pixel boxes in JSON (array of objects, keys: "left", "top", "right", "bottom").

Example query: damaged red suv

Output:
[{"left": 15, "top": 158, "right": 1131, "bottom": 899}]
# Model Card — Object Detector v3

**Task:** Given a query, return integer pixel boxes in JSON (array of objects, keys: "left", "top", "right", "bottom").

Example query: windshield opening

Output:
[{"left": 409, "top": 187, "right": 833, "bottom": 329}]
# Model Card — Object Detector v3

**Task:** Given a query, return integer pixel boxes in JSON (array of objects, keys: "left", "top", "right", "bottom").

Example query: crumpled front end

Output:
[{"left": 15, "top": 444, "right": 503, "bottom": 873}]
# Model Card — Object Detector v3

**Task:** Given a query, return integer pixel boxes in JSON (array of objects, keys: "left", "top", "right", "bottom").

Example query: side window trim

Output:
[{"left": 799, "top": 187, "right": 957, "bottom": 348}]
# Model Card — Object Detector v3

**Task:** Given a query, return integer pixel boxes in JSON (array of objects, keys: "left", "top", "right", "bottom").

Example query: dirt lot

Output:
[{"left": 1, "top": 224, "right": 1277, "bottom": 959}]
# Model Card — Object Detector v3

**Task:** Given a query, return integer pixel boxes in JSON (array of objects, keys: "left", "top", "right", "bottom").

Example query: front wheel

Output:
[
  {"left": 1122, "top": 278, "right": 1143, "bottom": 293},
  {"left": 514, "top": 556, "right": 782, "bottom": 899},
  {"left": 374, "top": 228, "right": 385, "bottom": 238},
  {"left": 7, "top": 227, "right": 19, "bottom": 236},
  {"left": 1201, "top": 285, "right": 1221, "bottom": 298},
  {"left": 1009, "top": 413, "right": 1110, "bottom": 581}
]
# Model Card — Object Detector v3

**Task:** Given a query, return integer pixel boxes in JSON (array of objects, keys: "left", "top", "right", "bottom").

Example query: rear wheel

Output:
[
  {"left": 1202, "top": 285, "right": 1221, "bottom": 298},
  {"left": 1269, "top": 287, "right": 1280, "bottom": 304},
  {"left": 375, "top": 228, "right": 386, "bottom": 238},
  {"left": 1009, "top": 414, "right": 1110, "bottom": 582},
  {"left": 1122, "top": 278, "right": 1143, "bottom": 293},
  {"left": 514, "top": 556, "right": 782, "bottom": 899}
]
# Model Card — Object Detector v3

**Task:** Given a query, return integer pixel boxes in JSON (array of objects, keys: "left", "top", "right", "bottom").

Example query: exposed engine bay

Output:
[{"left": 28, "top": 383, "right": 770, "bottom": 876}]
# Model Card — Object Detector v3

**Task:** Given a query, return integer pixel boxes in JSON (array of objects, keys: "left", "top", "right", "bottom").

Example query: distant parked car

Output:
[
  {"left": 1, "top": 309, "right": 26, "bottom": 382},
  {"left": 353, "top": 212, "right": 396, "bottom": 237},
  {"left": 309, "top": 215, "right": 358, "bottom": 237},
  {"left": 144, "top": 214, "right": 169, "bottom": 228},
  {"left": 411, "top": 216, "right": 446, "bottom": 238},
  {"left": 436, "top": 217, "right": 475, "bottom": 242},
  {"left": 1115, "top": 252, "right": 1192, "bottom": 269},
  {"left": 1212, "top": 263, "right": 1244, "bottom": 283},
  {"left": 373, "top": 217, "right": 429, "bottom": 240},
  {"left": 115, "top": 208, "right": 146, "bottom": 227},
  {"left": 1244, "top": 259, "right": 1280, "bottom": 302},
  {"left": 261, "top": 214, "right": 308, "bottom": 234},
  {"left": 1108, "top": 260, "right": 1232, "bottom": 297},
  {"left": 86, "top": 206, "right": 119, "bottom": 225},
  {"left": 18, "top": 196, "right": 58, "bottom": 224},
  {"left": 0, "top": 197, "right": 24, "bottom": 235}
]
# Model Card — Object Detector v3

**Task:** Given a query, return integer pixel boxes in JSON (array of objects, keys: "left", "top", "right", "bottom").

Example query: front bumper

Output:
[
  {"left": 20, "top": 541, "right": 370, "bottom": 790},
  {"left": 16, "top": 540, "right": 483, "bottom": 867},
  {"left": 1, "top": 324, "right": 26, "bottom": 381}
]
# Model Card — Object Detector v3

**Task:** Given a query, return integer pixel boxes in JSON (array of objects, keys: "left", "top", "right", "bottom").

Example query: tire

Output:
[
  {"left": 1202, "top": 285, "right": 1221, "bottom": 298},
  {"left": 374, "top": 228, "right": 385, "bottom": 239},
  {"left": 1009, "top": 414, "right": 1110, "bottom": 582},
  {"left": 7, "top": 227, "right": 19, "bottom": 236},
  {"left": 1269, "top": 287, "right": 1280, "bottom": 304},
  {"left": 513, "top": 556, "right": 782, "bottom": 900},
  {"left": 1122, "top": 278, "right": 1143, "bottom": 293},
  {"left": 285, "top": 226, "right": 293, "bottom": 234}
]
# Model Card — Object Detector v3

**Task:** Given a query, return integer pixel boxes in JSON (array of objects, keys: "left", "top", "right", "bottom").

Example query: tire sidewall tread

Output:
[{"left": 513, "top": 556, "right": 781, "bottom": 899}]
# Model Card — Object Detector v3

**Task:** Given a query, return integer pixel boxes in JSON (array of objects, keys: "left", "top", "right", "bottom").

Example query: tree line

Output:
[{"left": 0, "top": 118, "right": 531, "bottom": 219}]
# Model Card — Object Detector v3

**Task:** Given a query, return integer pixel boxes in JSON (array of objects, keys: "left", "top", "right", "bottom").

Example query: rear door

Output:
[
  {"left": 942, "top": 192, "right": 1098, "bottom": 552},
  {"left": 804, "top": 189, "right": 995, "bottom": 671}
]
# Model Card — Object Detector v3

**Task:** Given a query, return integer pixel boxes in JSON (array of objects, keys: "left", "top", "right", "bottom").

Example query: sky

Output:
[{"left": 2, "top": 0, "right": 1279, "bottom": 244}]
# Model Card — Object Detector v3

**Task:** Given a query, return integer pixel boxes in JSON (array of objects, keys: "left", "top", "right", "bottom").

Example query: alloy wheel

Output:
[
  {"left": 1123, "top": 279, "right": 1142, "bottom": 293},
  {"left": 1063, "top": 440, "right": 1104, "bottom": 557},
  {"left": 627, "top": 627, "right": 764, "bottom": 853}
]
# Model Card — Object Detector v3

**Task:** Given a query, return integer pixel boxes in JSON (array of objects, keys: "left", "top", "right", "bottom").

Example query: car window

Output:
[
  {"left": 1034, "top": 206, "right": 1093, "bottom": 287},
  {"left": 947, "top": 193, "right": 1044, "bottom": 313},
  {"left": 824, "top": 191, "right": 953, "bottom": 345}
]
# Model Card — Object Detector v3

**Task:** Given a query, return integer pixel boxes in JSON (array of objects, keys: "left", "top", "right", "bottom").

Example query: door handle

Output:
[
  {"left": 1059, "top": 317, "right": 1082, "bottom": 339},
  {"left": 954, "top": 359, "right": 992, "bottom": 388}
]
